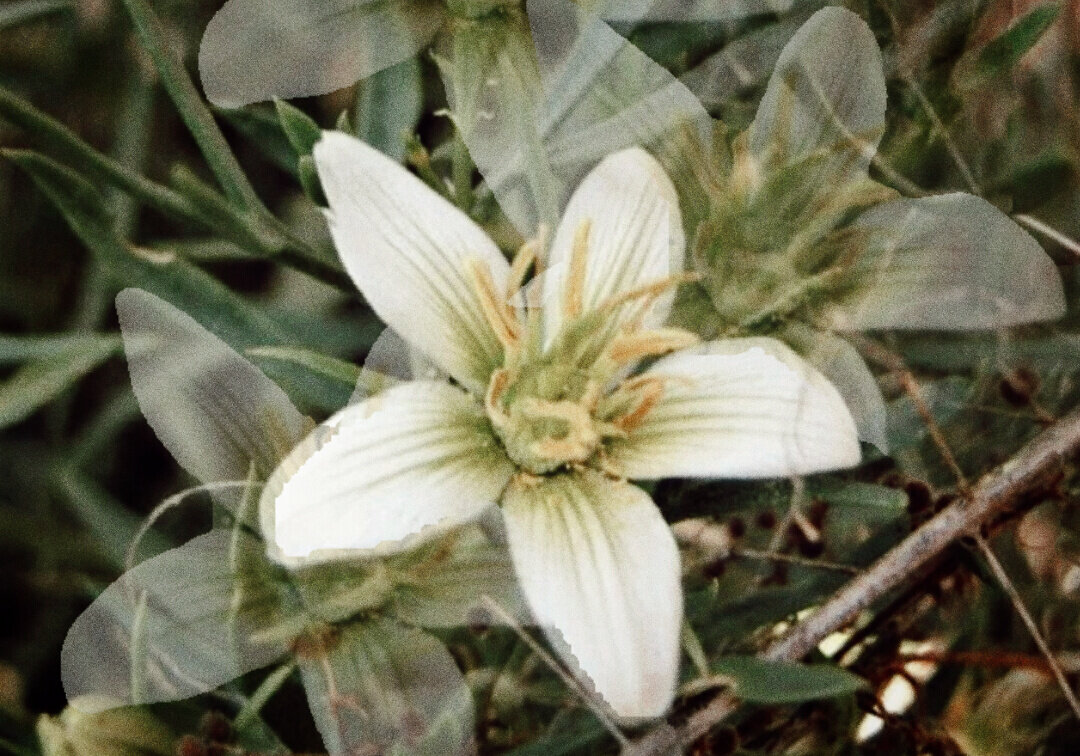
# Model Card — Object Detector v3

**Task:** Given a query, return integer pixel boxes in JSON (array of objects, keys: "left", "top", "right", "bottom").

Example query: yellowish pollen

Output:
[
  {"left": 606, "top": 328, "right": 700, "bottom": 366},
  {"left": 467, "top": 257, "right": 521, "bottom": 350},
  {"left": 563, "top": 220, "right": 592, "bottom": 320}
]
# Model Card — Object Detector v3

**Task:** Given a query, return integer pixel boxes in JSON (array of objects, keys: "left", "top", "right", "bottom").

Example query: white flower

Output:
[{"left": 263, "top": 131, "right": 862, "bottom": 719}]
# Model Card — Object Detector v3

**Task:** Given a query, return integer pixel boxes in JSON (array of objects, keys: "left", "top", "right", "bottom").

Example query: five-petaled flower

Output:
[{"left": 262, "top": 131, "right": 862, "bottom": 718}]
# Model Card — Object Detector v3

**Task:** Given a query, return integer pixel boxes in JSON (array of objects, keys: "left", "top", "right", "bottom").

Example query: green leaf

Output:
[
  {"left": 52, "top": 465, "right": 168, "bottom": 570},
  {"left": 217, "top": 105, "right": 301, "bottom": 176},
  {"left": 807, "top": 480, "right": 908, "bottom": 514},
  {"left": 0, "top": 333, "right": 121, "bottom": 364},
  {"left": 119, "top": 0, "right": 262, "bottom": 210},
  {"left": 274, "top": 99, "right": 322, "bottom": 157},
  {"left": 6, "top": 149, "right": 288, "bottom": 349},
  {"left": 233, "top": 661, "right": 297, "bottom": 733},
  {"left": 245, "top": 345, "right": 361, "bottom": 389},
  {"left": 355, "top": 56, "right": 424, "bottom": 161},
  {"left": 0, "top": 338, "right": 119, "bottom": 429},
  {"left": 712, "top": 656, "right": 865, "bottom": 704},
  {"left": 297, "top": 617, "right": 475, "bottom": 756},
  {"left": 887, "top": 376, "right": 973, "bottom": 451},
  {"left": 0, "top": 0, "right": 71, "bottom": 29},
  {"left": 977, "top": 3, "right": 1061, "bottom": 75},
  {"left": 0, "top": 86, "right": 349, "bottom": 288}
]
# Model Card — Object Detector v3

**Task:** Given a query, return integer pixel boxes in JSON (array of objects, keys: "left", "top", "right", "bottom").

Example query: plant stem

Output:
[{"left": 973, "top": 532, "right": 1080, "bottom": 721}]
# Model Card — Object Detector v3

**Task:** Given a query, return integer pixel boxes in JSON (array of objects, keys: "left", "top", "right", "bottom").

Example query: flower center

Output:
[{"left": 468, "top": 223, "right": 700, "bottom": 476}]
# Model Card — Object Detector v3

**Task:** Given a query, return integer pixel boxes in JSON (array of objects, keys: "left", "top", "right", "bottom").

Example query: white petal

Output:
[
  {"left": 541, "top": 148, "right": 684, "bottom": 346},
  {"left": 314, "top": 131, "right": 511, "bottom": 394},
  {"left": 749, "top": 6, "right": 886, "bottom": 179},
  {"left": 262, "top": 381, "right": 514, "bottom": 566},
  {"left": 198, "top": 0, "right": 442, "bottom": 107},
  {"left": 827, "top": 194, "right": 1066, "bottom": 331},
  {"left": 500, "top": 470, "right": 682, "bottom": 719},
  {"left": 610, "top": 338, "right": 861, "bottom": 479},
  {"left": 116, "top": 288, "right": 308, "bottom": 483}
]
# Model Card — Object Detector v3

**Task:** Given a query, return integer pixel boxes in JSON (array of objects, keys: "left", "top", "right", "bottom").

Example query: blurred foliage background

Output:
[{"left": 2, "top": 0, "right": 1080, "bottom": 754}]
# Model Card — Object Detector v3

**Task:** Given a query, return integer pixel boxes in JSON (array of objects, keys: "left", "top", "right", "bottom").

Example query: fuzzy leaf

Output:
[
  {"left": 199, "top": 0, "right": 444, "bottom": 108},
  {"left": 749, "top": 7, "right": 886, "bottom": 181},
  {"left": 297, "top": 618, "right": 475, "bottom": 756},
  {"left": 829, "top": 194, "right": 1066, "bottom": 331}
]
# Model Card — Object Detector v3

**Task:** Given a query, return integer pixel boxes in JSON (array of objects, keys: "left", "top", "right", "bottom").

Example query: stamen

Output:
[
  {"left": 611, "top": 377, "right": 666, "bottom": 432},
  {"left": 563, "top": 220, "right": 592, "bottom": 320},
  {"left": 467, "top": 257, "right": 521, "bottom": 349},
  {"left": 599, "top": 271, "right": 702, "bottom": 316},
  {"left": 508, "top": 224, "right": 548, "bottom": 298},
  {"left": 485, "top": 367, "right": 512, "bottom": 428},
  {"left": 507, "top": 240, "right": 538, "bottom": 299},
  {"left": 606, "top": 328, "right": 700, "bottom": 366}
]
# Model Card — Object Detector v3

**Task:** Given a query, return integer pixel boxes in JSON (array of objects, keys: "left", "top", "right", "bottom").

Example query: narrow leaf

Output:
[
  {"left": 0, "top": 339, "right": 119, "bottom": 429},
  {"left": 0, "top": 0, "right": 71, "bottom": 29},
  {"left": 713, "top": 656, "right": 865, "bottom": 704},
  {"left": 119, "top": 0, "right": 262, "bottom": 210}
]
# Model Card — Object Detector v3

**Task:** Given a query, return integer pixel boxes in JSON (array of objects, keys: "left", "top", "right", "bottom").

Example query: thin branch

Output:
[
  {"left": 973, "top": 533, "right": 1080, "bottom": 721},
  {"left": 1015, "top": 214, "right": 1080, "bottom": 259},
  {"left": 626, "top": 405, "right": 1080, "bottom": 755}
]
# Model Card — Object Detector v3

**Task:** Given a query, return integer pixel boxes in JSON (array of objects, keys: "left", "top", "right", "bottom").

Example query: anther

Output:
[
  {"left": 599, "top": 271, "right": 702, "bottom": 316},
  {"left": 611, "top": 377, "right": 666, "bottom": 432}
]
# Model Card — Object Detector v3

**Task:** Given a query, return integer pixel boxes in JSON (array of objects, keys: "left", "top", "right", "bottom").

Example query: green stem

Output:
[{"left": 118, "top": 0, "right": 262, "bottom": 211}]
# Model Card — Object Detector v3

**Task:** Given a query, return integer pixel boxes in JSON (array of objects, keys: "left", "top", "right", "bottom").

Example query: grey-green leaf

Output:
[
  {"left": 828, "top": 194, "right": 1066, "bottom": 331},
  {"left": 298, "top": 617, "right": 476, "bottom": 756},
  {"left": 199, "top": 0, "right": 444, "bottom": 108},
  {"left": 785, "top": 325, "right": 887, "bottom": 451},
  {"left": 61, "top": 530, "right": 292, "bottom": 711},
  {"left": 117, "top": 288, "right": 309, "bottom": 483},
  {"left": 749, "top": 6, "right": 886, "bottom": 180}
]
